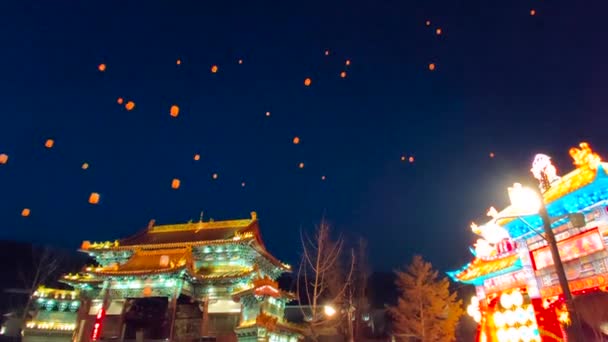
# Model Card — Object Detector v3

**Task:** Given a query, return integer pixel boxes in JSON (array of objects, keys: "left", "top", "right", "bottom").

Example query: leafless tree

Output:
[
  {"left": 297, "top": 220, "right": 355, "bottom": 341},
  {"left": 18, "top": 245, "right": 63, "bottom": 329}
]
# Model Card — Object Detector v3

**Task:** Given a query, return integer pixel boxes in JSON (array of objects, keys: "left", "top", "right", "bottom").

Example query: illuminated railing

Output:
[{"left": 25, "top": 321, "right": 76, "bottom": 331}]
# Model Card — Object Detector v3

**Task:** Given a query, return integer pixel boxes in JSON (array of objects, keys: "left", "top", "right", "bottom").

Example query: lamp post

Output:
[
  {"left": 504, "top": 182, "right": 584, "bottom": 341},
  {"left": 534, "top": 187, "right": 584, "bottom": 341}
]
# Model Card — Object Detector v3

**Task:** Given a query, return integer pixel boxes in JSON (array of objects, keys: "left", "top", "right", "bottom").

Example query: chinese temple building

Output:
[
  {"left": 61, "top": 212, "right": 303, "bottom": 342},
  {"left": 449, "top": 143, "right": 608, "bottom": 341},
  {"left": 23, "top": 286, "right": 80, "bottom": 342}
]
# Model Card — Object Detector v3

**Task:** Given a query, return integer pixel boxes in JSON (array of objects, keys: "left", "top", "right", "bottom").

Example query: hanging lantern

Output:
[
  {"left": 21, "top": 208, "right": 30, "bottom": 217},
  {"left": 171, "top": 179, "right": 180, "bottom": 189},
  {"left": 125, "top": 101, "right": 135, "bottom": 111},
  {"left": 170, "top": 105, "right": 180, "bottom": 117},
  {"left": 0, "top": 154, "right": 8, "bottom": 165},
  {"left": 89, "top": 193, "right": 100, "bottom": 204},
  {"left": 211, "top": 65, "right": 218, "bottom": 73},
  {"left": 98, "top": 64, "right": 106, "bottom": 72},
  {"left": 45, "top": 139, "right": 55, "bottom": 148},
  {"left": 304, "top": 78, "right": 312, "bottom": 86}
]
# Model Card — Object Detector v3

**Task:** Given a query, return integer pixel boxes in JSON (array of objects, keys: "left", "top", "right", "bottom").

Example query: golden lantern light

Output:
[
  {"left": 88, "top": 193, "right": 100, "bottom": 204},
  {"left": 98, "top": 63, "right": 106, "bottom": 72},
  {"left": 211, "top": 65, "right": 218, "bottom": 73},
  {"left": 125, "top": 101, "right": 135, "bottom": 111},
  {"left": 45, "top": 139, "right": 55, "bottom": 149},
  {"left": 0, "top": 154, "right": 8, "bottom": 165},
  {"left": 304, "top": 78, "right": 312, "bottom": 86},
  {"left": 21, "top": 208, "right": 30, "bottom": 217},
  {"left": 171, "top": 179, "right": 180, "bottom": 189},
  {"left": 170, "top": 105, "right": 180, "bottom": 117}
]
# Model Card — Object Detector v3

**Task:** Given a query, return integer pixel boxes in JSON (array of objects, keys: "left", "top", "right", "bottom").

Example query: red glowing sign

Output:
[
  {"left": 483, "top": 270, "right": 528, "bottom": 294},
  {"left": 91, "top": 307, "right": 105, "bottom": 341},
  {"left": 531, "top": 228, "right": 604, "bottom": 270}
]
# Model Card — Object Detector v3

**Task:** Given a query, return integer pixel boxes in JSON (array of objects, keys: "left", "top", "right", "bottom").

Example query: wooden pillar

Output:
[
  {"left": 72, "top": 297, "right": 91, "bottom": 342},
  {"left": 200, "top": 297, "right": 210, "bottom": 337}
]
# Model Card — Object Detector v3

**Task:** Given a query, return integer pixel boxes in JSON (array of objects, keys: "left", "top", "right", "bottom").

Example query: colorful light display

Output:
[{"left": 531, "top": 228, "right": 604, "bottom": 270}]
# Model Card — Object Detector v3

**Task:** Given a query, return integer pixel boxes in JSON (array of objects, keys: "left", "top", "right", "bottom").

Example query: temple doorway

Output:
[{"left": 123, "top": 297, "right": 169, "bottom": 341}]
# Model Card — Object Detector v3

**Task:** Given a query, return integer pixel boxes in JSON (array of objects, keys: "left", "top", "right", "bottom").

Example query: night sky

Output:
[{"left": 1, "top": 0, "right": 608, "bottom": 273}]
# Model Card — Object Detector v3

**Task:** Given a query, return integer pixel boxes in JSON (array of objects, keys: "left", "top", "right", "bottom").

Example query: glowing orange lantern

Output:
[
  {"left": 428, "top": 63, "right": 436, "bottom": 71},
  {"left": 324, "top": 50, "right": 330, "bottom": 56},
  {"left": 212, "top": 173, "right": 218, "bottom": 180},
  {"left": 489, "top": 152, "right": 495, "bottom": 158},
  {"left": 98, "top": 63, "right": 106, "bottom": 72},
  {"left": 409, "top": 156, "right": 415, "bottom": 163},
  {"left": 265, "top": 111, "right": 271, "bottom": 117},
  {"left": 171, "top": 179, "right": 180, "bottom": 189},
  {"left": 425, "top": 20, "right": 431, "bottom": 26},
  {"left": 117, "top": 97, "right": 124, "bottom": 105},
  {"left": 21, "top": 208, "right": 30, "bottom": 217},
  {"left": 0, "top": 154, "right": 8, "bottom": 165},
  {"left": 45, "top": 139, "right": 54, "bottom": 148},
  {"left": 81, "top": 241, "right": 91, "bottom": 250},
  {"left": 82, "top": 163, "right": 89, "bottom": 170},
  {"left": 143, "top": 286, "right": 152, "bottom": 297},
  {"left": 194, "top": 154, "right": 200, "bottom": 161},
  {"left": 340, "top": 71, "right": 347, "bottom": 78},
  {"left": 293, "top": 136, "right": 300, "bottom": 144},
  {"left": 176, "top": 59, "right": 182, "bottom": 65},
  {"left": 298, "top": 162, "right": 304, "bottom": 169},
  {"left": 436, "top": 28, "right": 442, "bottom": 35},
  {"left": 89, "top": 192, "right": 100, "bottom": 204},
  {"left": 400, "top": 155, "right": 406, "bottom": 161},
  {"left": 211, "top": 65, "right": 218, "bottom": 73},
  {"left": 125, "top": 101, "right": 135, "bottom": 111},
  {"left": 304, "top": 78, "right": 312, "bottom": 86},
  {"left": 238, "top": 59, "right": 243, "bottom": 64},
  {"left": 345, "top": 59, "right": 351, "bottom": 66},
  {"left": 321, "top": 175, "right": 326, "bottom": 181},
  {"left": 530, "top": 9, "right": 536, "bottom": 16},
  {"left": 170, "top": 105, "right": 180, "bottom": 117}
]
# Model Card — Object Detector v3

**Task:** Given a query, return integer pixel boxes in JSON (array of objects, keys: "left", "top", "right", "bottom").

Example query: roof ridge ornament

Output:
[
  {"left": 531, "top": 154, "right": 560, "bottom": 193},
  {"left": 569, "top": 142, "right": 601, "bottom": 170}
]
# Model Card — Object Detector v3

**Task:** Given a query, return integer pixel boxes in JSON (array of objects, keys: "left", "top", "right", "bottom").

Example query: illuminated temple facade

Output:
[
  {"left": 61, "top": 212, "right": 302, "bottom": 342},
  {"left": 449, "top": 143, "right": 608, "bottom": 341}
]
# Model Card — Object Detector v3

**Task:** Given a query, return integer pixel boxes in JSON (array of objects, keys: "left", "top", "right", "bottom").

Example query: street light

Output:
[
  {"left": 323, "top": 305, "right": 337, "bottom": 318},
  {"left": 507, "top": 184, "right": 584, "bottom": 341}
]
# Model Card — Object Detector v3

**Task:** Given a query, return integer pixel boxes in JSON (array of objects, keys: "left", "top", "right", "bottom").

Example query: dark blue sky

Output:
[{"left": 1, "top": 0, "right": 607, "bottom": 272}]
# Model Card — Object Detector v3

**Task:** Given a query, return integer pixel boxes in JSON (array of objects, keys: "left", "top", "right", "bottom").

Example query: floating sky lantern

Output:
[
  {"left": 490, "top": 152, "right": 495, "bottom": 158},
  {"left": 241, "top": 181, "right": 246, "bottom": 187},
  {"left": 400, "top": 155, "right": 406, "bottom": 161},
  {"left": 530, "top": 9, "right": 536, "bottom": 16},
  {"left": 212, "top": 173, "right": 218, "bottom": 180},
  {"left": 98, "top": 63, "right": 106, "bottom": 72},
  {"left": 340, "top": 71, "right": 347, "bottom": 78},
  {"left": 304, "top": 78, "right": 312, "bottom": 86},
  {"left": 321, "top": 175, "right": 326, "bottom": 181},
  {"left": 425, "top": 20, "right": 431, "bottom": 26},
  {"left": 298, "top": 162, "right": 305, "bottom": 169},
  {"left": 409, "top": 156, "right": 415, "bottom": 163},
  {"left": 345, "top": 59, "right": 351, "bottom": 66},
  {"left": 171, "top": 179, "right": 180, "bottom": 189},
  {"left": 117, "top": 97, "right": 124, "bottom": 105},
  {"left": 193, "top": 154, "right": 200, "bottom": 161},
  {"left": 0, "top": 154, "right": 7, "bottom": 165},
  {"left": 88, "top": 192, "right": 100, "bottom": 204},
  {"left": 125, "top": 101, "right": 135, "bottom": 111},
  {"left": 265, "top": 111, "right": 271, "bottom": 117},
  {"left": 45, "top": 139, "right": 54, "bottom": 149},
  {"left": 82, "top": 163, "right": 89, "bottom": 170},
  {"left": 428, "top": 63, "right": 436, "bottom": 71},
  {"left": 170, "top": 105, "right": 180, "bottom": 117},
  {"left": 436, "top": 28, "right": 442, "bottom": 35},
  {"left": 211, "top": 65, "right": 218, "bottom": 73},
  {"left": 21, "top": 208, "right": 30, "bottom": 217},
  {"left": 293, "top": 136, "right": 300, "bottom": 145},
  {"left": 176, "top": 59, "right": 182, "bottom": 65},
  {"left": 238, "top": 59, "right": 243, "bottom": 64},
  {"left": 324, "top": 50, "right": 330, "bottom": 56}
]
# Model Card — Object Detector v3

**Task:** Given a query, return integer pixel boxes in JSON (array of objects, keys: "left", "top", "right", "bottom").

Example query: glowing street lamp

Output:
[{"left": 323, "top": 305, "right": 337, "bottom": 317}]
